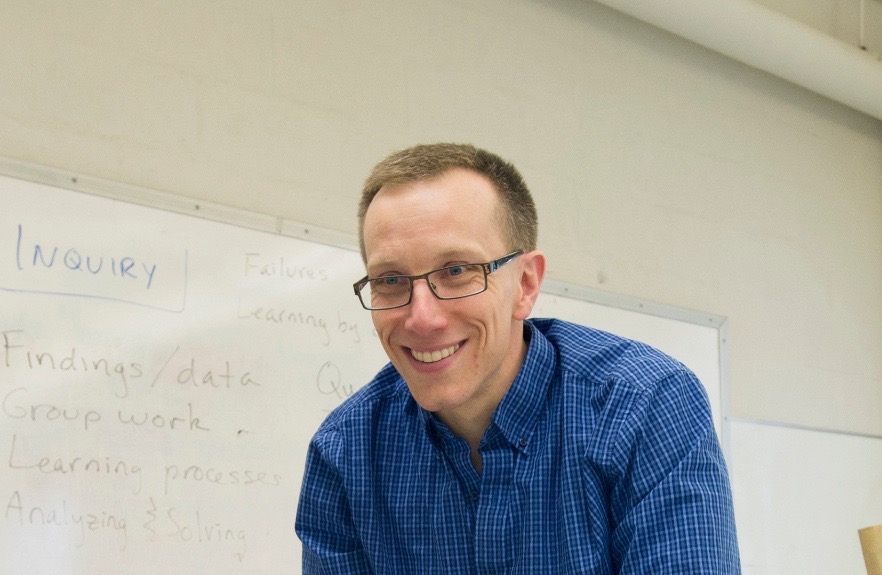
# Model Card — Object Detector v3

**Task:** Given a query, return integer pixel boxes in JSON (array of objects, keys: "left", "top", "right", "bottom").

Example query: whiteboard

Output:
[
  {"left": 730, "top": 419, "right": 882, "bottom": 575},
  {"left": 0, "top": 168, "right": 725, "bottom": 573},
  {"left": 0, "top": 174, "right": 391, "bottom": 573}
]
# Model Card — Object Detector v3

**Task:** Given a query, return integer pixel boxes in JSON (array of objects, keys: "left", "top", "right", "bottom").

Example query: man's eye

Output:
[
  {"left": 382, "top": 276, "right": 400, "bottom": 285},
  {"left": 447, "top": 265, "right": 466, "bottom": 277}
]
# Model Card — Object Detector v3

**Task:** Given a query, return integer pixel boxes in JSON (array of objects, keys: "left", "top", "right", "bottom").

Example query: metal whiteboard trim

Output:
[
  {"left": 280, "top": 219, "right": 360, "bottom": 253},
  {"left": 0, "top": 156, "right": 366, "bottom": 255},
  {"left": 0, "top": 156, "right": 281, "bottom": 234},
  {"left": 729, "top": 416, "right": 882, "bottom": 442},
  {"left": 719, "top": 319, "right": 733, "bottom": 464},
  {"left": 541, "top": 279, "right": 726, "bottom": 328}
]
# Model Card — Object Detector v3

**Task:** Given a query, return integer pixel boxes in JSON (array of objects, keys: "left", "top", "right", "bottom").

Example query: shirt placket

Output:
[{"left": 474, "top": 429, "right": 515, "bottom": 574}]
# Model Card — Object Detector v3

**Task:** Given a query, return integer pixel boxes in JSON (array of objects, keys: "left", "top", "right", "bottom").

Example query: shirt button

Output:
[
  {"left": 471, "top": 490, "right": 479, "bottom": 501},
  {"left": 519, "top": 438, "right": 528, "bottom": 448}
]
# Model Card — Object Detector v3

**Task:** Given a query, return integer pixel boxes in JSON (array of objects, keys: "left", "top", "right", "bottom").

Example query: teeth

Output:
[{"left": 411, "top": 344, "right": 460, "bottom": 363}]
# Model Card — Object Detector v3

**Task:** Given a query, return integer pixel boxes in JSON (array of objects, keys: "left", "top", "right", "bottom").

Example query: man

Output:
[{"left": 296, "top": 143, "right": 740, "bottom": 573}]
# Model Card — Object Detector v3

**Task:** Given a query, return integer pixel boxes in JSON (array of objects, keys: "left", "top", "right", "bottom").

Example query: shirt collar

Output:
[{"left": 490, "top": 320, "right": 556, "bottom": 452}]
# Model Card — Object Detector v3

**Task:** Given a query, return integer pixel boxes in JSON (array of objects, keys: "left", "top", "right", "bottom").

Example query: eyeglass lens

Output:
[{"left": 360, "top": 263, "right": 487, "bottom": 310}]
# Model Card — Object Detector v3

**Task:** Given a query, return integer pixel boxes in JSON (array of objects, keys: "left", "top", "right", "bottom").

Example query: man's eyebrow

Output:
[
  {"left": 366, "top": 249, "right": 484, "bottom": 275},
  {"left": 434, "top": 250, "right": 482, "bottom": 262}
]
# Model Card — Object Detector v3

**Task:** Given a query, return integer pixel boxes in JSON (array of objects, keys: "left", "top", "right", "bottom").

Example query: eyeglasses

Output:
[{"left": 353, "top": 251, "right": 523, "bottom": 310}]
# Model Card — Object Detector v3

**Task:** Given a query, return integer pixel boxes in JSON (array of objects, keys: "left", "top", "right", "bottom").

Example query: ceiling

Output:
[{"left": 592, "top": 0, "right": 882, "bottom": 121}]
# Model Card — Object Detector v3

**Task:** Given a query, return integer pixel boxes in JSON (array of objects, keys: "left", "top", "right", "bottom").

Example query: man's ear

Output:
[{"left": 513, "top": 250, "right": 546, "bottom": 321}]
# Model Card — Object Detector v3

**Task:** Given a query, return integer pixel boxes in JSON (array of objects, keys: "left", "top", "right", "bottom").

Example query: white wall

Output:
[{"left": 1, "top": 0, "right": 881, "bottom": 436}]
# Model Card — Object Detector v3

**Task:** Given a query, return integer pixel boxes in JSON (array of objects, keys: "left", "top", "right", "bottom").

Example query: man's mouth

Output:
[{"left": 410, "top": 343, "right": 461, "bottom": 364}]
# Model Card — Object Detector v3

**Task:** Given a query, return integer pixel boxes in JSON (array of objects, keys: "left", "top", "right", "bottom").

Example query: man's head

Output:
[
  {"left": 358, "top": 143, "right": 545, "bottom": 431},
  {"left": 358, "top": 143, "right": 538, "bottom": 263}
]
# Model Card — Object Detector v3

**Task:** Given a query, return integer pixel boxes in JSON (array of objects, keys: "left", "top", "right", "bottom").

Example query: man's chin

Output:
[{"left": 404, "top": 381, "right": 467, "bottom": 414}]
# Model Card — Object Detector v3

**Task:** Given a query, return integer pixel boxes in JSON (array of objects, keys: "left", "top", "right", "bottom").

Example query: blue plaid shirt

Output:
[{"left": 296, "top": 318, "right": 740, "bottom": 573}]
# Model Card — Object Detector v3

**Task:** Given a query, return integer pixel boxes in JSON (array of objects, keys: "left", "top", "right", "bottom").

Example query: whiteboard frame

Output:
[{"left": 0, "top": 155, "right": 732, "bottom": 458}]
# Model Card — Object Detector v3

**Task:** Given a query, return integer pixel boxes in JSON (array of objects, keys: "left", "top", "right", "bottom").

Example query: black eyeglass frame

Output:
[{"left": 353, "top": 250, "right": 524, "bottom": 311}]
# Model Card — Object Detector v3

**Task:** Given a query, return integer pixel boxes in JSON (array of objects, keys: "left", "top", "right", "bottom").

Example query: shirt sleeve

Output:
[
  {"left": 295, "top": 428, "right": 374, "bottom": 575},
  {"left": 609, "top": 370, "right": 741, "bottom": 574}
]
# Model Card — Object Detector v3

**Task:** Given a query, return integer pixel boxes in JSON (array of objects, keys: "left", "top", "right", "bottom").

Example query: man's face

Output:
[{"left": 362, "top": 168, "right": 534, "bottom": 425}]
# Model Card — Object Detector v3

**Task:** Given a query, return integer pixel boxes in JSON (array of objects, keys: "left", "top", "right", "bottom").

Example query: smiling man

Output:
[{"left": 295, "top": 143, "right": 740, "bottom": 574}]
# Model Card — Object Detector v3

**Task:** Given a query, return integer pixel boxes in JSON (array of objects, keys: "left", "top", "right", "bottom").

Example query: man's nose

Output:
[{"left": 404, "top": 278, "right": 447, "bottom": 333}]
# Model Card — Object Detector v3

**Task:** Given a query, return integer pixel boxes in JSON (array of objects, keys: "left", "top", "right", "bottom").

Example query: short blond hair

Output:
[{"left": 358, "top": 143, "right": 538, "bottom": 262}]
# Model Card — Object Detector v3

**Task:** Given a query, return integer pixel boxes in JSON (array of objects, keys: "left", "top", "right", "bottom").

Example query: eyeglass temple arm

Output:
[{"left": 487, "top": 250, "right": 523, "bottom": 273}]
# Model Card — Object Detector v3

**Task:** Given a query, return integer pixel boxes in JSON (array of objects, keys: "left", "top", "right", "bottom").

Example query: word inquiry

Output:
[{"left": 13, "top": 224, "right": 158, "bottom": 290}]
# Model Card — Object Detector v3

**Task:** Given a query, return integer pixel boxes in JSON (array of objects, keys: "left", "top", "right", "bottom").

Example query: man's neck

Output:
[{"left": 436, "top": 327, "right": 530, "bottom": 473}]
